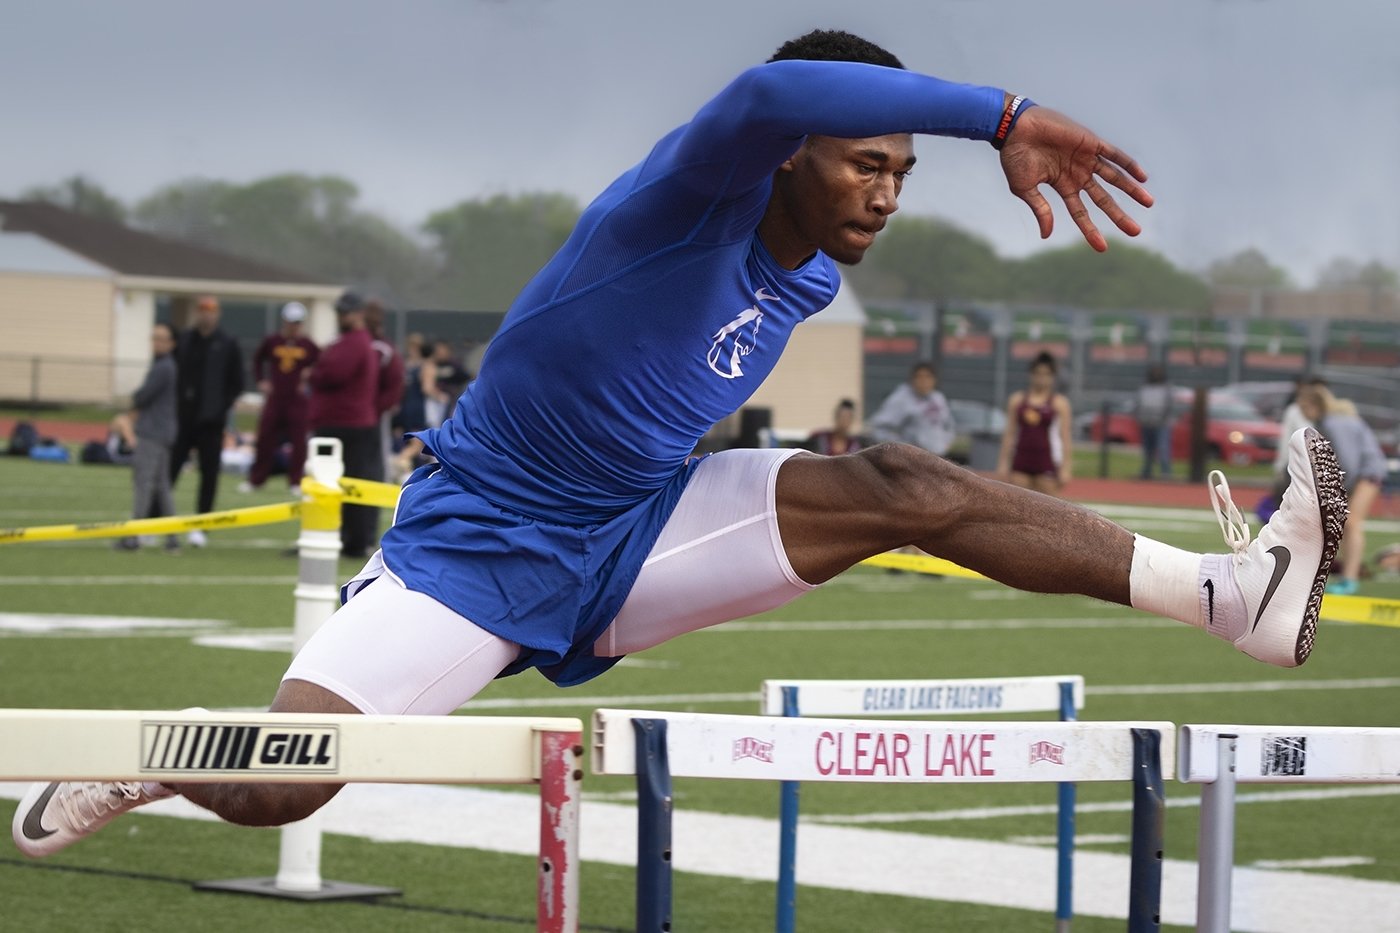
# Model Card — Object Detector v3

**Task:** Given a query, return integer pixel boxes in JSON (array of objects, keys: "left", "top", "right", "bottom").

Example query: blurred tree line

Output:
[{"left": 19, "top": 173, "right": 1398, "bottom": 313}]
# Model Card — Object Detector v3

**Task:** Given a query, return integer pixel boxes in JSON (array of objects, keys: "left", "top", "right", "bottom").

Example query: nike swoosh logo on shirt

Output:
[
  {"left": 1251, "top": 545, "right": 1293, "bottom": 632},
  {"left": 20, "top": 783, "right": 60, "bottom": 841}
]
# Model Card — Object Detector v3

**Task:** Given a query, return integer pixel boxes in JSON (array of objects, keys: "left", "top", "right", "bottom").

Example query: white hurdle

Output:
[
  {"left": 1, "top": 708, "right": 584, "bottom": 933},
  {"left": 593, "top": 708, "right": 1173, "bottom": 932},
  {"left": 761, "top": 675, "right": 1084, "bottom": 933},
  {"left": 1180, "top": 723, "right": 1400, "bottom": 933}
]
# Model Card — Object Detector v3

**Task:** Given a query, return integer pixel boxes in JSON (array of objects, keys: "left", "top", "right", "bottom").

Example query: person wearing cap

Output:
[
  {"left": 169, "top": 295, "right": 245, "bottom": 543},
  {"left": 308, "top": 292, "right": 382, "bottom": 557},
  {"left": 243, "top": 302, "right": 320, "bottom": 492}
]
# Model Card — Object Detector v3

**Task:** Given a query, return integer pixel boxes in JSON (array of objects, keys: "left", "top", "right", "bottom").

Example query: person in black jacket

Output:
[{"left": 169, "top": 295, "right": 244, "bottom": 544}]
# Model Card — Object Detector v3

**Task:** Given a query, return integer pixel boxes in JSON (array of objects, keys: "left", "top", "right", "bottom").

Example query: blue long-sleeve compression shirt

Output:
[{"left": 420, "top": 59, "right": 1006, "bottom": 522}]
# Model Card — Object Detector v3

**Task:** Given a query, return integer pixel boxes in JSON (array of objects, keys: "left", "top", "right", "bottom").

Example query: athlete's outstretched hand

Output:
[{"left": 999, "top": 106, "right": 1153, "bottom": 253}]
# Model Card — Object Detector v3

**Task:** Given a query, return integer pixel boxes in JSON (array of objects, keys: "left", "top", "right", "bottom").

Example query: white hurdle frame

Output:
[
  {"left": 593, "top": 708, "right": 1173, "bottom": 932},
  {"left": 1, "top": 709, "right": 584, "bottom": 933},
  {"left": 760, "top": 676, "right": 1085, "bottom": 933},
  {"left": 1180, "top": 723, "right": 1400, "bottom": 933}
]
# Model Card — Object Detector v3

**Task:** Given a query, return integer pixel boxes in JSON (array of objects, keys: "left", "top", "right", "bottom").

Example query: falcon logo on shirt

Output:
[{"left": 707, "top": 288, "right": 780, "bottom": 379}]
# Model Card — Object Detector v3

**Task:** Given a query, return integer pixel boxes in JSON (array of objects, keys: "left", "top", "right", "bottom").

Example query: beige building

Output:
[{"left": 0, "top": 201, "right": 342, "bottom": 405}]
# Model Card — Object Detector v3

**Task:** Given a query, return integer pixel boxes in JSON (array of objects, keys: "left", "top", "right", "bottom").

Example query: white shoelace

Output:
[
  {"left": 57, "top": 782, "right": 144, "bottom": 829},
  {"left": 1208, "top": 469, "right": 1252, "bottom": 564}
]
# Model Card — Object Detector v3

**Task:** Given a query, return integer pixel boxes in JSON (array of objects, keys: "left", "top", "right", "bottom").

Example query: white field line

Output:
[
  {"left": 460, "top": 675, "right": 1400, "bottom": 711},
  {"left": 704, "top": 616, "right": 1175, "bottom": 633},
  {"left": 1253, "top": 856, "right": 1376, "bottom": 870},
  {"left": 0, "top": 575, "right": 298, "bottom": 586},
  {"left": 1087, "top": 502, "right": 1400, "bottom": 535},
  {"left": 807, "top": 785, "right": 1400, "bottom": 826},
  {"left": 1, "top": 780, "right": 1395, "bottom": 931}
]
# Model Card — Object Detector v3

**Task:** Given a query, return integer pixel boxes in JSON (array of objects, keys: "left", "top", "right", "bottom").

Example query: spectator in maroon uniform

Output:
[
  {"left": 364, "top": 297, "right": 405, "bottom": 476},
  {"left": 309, "top": 292, "right": 382, "bottom": 558},
  {"left": 242, "top": 302, "right": 319, "bottom": 492},
  {"left": 806, "top": 399, "right": 865, "bottom": 455}
]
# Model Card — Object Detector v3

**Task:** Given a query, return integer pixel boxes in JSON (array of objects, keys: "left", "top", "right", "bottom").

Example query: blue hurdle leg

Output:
[
  {"left": 1056, "top": 680, "right": 1077, "bottom": 933},
  {"left": 776, "top": 685, "right": 801, "bottom": 933},
  {"left": 634, "top": 718, "right": 674, "bottom": 932},
  {"left": 1127, "top": 728, "right": 1165, "bottom": 933}
]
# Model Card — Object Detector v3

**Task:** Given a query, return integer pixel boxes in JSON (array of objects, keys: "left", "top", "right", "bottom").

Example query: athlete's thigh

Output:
[
  {"left": 595, "top": 447, "right": 816, "bottom": 657},
  {"left": 283, "top": 572, "right": 520, "bottom": 715}
]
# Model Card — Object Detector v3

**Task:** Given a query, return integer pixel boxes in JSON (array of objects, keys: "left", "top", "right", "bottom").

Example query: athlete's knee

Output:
[
  {"left": 183, "top": 781, "right": 342, "bottom": 827},
  {"left": 853, "top": 443, "right": 972, "bottom": 533}
]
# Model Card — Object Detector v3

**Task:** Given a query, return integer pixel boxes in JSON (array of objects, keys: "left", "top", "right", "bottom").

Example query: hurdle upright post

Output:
[
  {"left": 775, "top": 685, "right": 800, "bottom": 933},
  {"left": 634, "top": 718, "right": 674, "bottom": 932},
  {"left": 1056, "top": 679, "right": 1077, "bottom": 933},
  {"left": 1194, "top": 733, "right": 1237, "bottom": 933},
  {"left": 1127, "top": 728, "right": 1165, "bottom": 933},
  {"left": 198, "top": 437, "right": 400, "bottom": 901}
]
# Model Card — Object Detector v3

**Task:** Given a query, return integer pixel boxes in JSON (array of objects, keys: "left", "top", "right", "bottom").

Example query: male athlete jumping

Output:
[{"left": 16, "top": 29, "right": 1345, "bottom": 853}]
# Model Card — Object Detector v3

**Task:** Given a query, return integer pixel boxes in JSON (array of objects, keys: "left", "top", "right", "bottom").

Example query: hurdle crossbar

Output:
[
  {"left": 1180, "top": 723, "right": 1400, "bottom": 933},
  {"left": 761, "top": 676, "right": 1084, "bottom": 933},
  {"left": 592, "top": 708, "right": 1173, "bottom": 932},
  {"left": 1, "top": 709, "right": 584, "bottom": 933}
]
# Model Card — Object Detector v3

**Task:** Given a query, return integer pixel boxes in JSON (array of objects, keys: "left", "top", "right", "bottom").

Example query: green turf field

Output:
[{"left": 2, "top": 456, "right": 1399, "bottom": 931}]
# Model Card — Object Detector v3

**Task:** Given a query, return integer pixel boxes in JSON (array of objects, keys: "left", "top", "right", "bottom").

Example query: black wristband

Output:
[{"left": 991, "top": 94, "right": 1035, "bottom": 150}]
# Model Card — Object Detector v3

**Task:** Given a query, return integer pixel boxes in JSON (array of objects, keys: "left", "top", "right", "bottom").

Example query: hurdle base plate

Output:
[{"left": 194, "top": 876, "right": 402, "bottom": 902}]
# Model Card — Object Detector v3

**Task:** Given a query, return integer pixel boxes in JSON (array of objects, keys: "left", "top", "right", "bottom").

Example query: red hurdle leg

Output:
[{"left": 538, "top": 728, "right": 583, "bottom": 933}]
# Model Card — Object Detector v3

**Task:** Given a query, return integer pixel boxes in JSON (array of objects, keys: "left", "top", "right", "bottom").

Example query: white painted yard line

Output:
[
  {"left": 1088, "top": 676, "right": 1400, "bottom": 696},
  {"left": 459, "top": 675, "right": 1400, "bottom": 711},
  {"left": 0, "top": 614, "right": 227, "bottom": 635},
  {"left": 708, "top": 616, "right": 1175, "bottom": 633},
  {"left": 807, "top": 785, "right": 1400, "bottom": 826},
  {"left": 0, "top": 575, "right": 298, "bottom": 586},
  {"left": 465, "top": 691, "right": 760, "bottom": 710},
  {"left": 1087, "top": 502, "right": 1400, "bottom": 535},
  {"left": 1, "top": 781, "right": 1393, "bottom": 931},
  {"left": 1253, "top": 856, "right": 1376, "bottom": 870},
  {"left": 1010, "top": 833, "right": 1131, "bottom": 846}
]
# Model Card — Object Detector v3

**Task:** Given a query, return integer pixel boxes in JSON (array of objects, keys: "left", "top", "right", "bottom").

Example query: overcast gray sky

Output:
[{"left": 4, "top": 0, "right": 1397, "bottom": 284}]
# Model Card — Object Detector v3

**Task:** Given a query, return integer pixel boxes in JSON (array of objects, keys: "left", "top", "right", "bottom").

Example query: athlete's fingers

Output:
[
  {"left": 1096, "top": 155, "right": 1155, "bottom": 208},
  {"left": 1084, "top": 178, "right": 1142, "bottom": 238},
  {"left": 1056, "top": 187, "right": 1107, "bottom": 252},
  {"left": 1097, "top": 142, "right": 1149, "bottom": 184},
  {"left": 1015, "top": 186, "right": 1056, "bottom": 240}
]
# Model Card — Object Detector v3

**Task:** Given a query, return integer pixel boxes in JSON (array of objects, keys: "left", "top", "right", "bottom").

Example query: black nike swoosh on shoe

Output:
[
  {"left": 1251, "top": 545, "right": 1293, "bottom": 632},
  {"left": 20, "top": 783, "right": 60, "bottom": 841}
]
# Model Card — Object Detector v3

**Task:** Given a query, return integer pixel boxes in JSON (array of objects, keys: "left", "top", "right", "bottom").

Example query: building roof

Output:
[{"left": 0, "top": 200, "right": 326, "bottom": 285}]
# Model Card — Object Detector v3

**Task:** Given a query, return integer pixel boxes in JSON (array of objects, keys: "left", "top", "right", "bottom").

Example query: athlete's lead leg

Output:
[{"left": 776, "top": 429, "right": 1346, "bottom": 668}]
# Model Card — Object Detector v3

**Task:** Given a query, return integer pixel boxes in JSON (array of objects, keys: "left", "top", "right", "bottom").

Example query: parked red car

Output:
[{"left": 1081, "top": 389, "right": 1280, "bottom": 466}]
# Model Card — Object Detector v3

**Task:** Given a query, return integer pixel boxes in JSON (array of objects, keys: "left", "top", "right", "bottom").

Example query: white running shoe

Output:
[
  {"left": 187, "top": 529, "right": 208, "bottom": 548},
  {"left": 1204, "top": 427, "right": 1347, "bottom": 667},
  {"left": 12, "top": 780, "right": 174, "bottom": 858}
]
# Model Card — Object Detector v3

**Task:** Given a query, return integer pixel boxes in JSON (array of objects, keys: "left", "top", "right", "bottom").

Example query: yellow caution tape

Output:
[
  {"left": 336, "top": 477, "right": 402, "bottom": 509},
  {"left": 1318, "top": 593, "right": 1400, "bottom": 629},
  {"left": 6, "top": 476, "right": 1399, "bottom": 635},
  {"left": 858, "top": 551, "right": 986, "bottom": 581},
  {"left": 0, "top": 502, "right": 300, "bottom": 545}
]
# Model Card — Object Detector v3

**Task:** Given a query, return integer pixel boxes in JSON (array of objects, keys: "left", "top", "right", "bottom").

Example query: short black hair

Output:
[
  {"left": 910, "top": 361, "right": 937, "bottom": 378},
  {"left": 1030, "top": 351, "right": 1058, "bottom": 373},
  {"left": 768, "top": 29, "right": 904, "bottom": 69}
]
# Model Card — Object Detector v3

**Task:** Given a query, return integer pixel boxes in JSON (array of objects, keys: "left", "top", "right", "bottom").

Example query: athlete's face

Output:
[
  {"left": 1029, "top": 363, "right": 1056, "bottom": 392},
  {"left": 767, "top": 133, "right": 915, "bottom": 267}
]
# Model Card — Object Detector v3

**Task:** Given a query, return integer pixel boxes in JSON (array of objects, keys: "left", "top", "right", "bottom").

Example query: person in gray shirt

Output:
[
  {"left": 867, "top": 361, "right": 956, "bottom": 456},
  {"left": 1134, "top": 364, "right": 1174, "bottom": 479},
  {"left": 1298, "top": 384, "right": 1385, "bottom": 595},
  {"left": 116, "top": 322, "right": 180, "bottom": 552}
]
